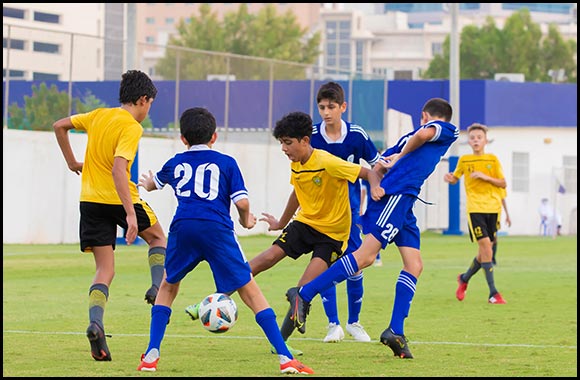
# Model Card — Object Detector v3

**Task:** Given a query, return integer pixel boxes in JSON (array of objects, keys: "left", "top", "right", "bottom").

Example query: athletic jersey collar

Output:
[
  {"left": 319, "top": 119, "right": 348, "bottom": 144},
  {"left": 187, "top": 144, "right": 211, "bottom": 151}
]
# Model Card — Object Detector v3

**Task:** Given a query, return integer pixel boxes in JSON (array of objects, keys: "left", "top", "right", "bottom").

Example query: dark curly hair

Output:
[
  {"left": 273, "top": 111, "right": 313, "bottom": 140},
  {"left": 118, "top": 70, "right": 158, "bottom": 105}
]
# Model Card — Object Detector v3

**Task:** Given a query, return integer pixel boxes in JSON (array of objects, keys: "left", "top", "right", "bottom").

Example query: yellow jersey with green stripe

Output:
[
  {"left": 291, "top": 149, "right": 361, "bottom": 249},
  {"left": 71, "top": 108, "right": 142, "bottom": 204},
  {"left": 453, "top": 153, "right": 505, "bottom": 213}
]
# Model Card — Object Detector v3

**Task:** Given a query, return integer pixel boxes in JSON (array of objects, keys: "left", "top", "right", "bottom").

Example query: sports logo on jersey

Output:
[{"left": 312, "top": 176, "right": 322, "bottom": 186}]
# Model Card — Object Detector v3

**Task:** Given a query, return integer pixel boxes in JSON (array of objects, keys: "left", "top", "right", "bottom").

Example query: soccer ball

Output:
[{"left": 198, "top": 293, "right": 238, "bottom": 333}]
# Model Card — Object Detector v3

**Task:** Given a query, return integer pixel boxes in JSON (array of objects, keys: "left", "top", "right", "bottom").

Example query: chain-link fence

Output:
[{"left": 3, "top": 24, "right": 389, "bottom": 148}]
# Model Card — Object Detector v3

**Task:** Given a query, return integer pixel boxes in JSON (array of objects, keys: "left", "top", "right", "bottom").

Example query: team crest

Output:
[{"left": 312, "top": 176, "right": 322, "bottom": 186}]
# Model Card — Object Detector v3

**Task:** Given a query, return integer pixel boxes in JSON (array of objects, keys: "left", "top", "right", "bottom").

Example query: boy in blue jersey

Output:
[
  {"left": 285, "top": 98, "right": 459, "bottom": 359},
  {"left": 308, "top": 82, "right": 380, "bottom": 343},
  {"left": 249, "top": 111, "right": 381, "bottom": 355},
  {"left": 135, "top": 107, "right": 313, "bottom": 375}
]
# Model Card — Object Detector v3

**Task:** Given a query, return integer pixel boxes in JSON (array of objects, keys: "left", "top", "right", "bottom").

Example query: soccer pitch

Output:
[{"left": 3, "top": 233, "right": 577, "bottom": 377}]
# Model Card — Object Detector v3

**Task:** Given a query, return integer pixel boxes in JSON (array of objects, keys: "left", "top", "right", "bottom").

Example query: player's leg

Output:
[
  {"left": 135, "top": 201, "right": 167, "bottom": 305},
  {"left": 479, "top": 214, "right": 505, "bottom": 304},
  {"left": 457, "top": 213, "right": 483, "bottom": 301},
  {"left": 87, "top": 246, "right": 115, "bottom": 361},
  {"left": 238, "top": 280, "right": 313, "bottom": 374},
  {"left": 139, "top": 219, "right": 201, "bottom": 371},
  {"left": 379, "top": 206, "right": 421, "bottom": 359},
  {"left": 80, "top": 202, "right": 117, "bottom": 361},
  {"left": 138, "top": 280, "right": 180, "bottom": 371},
  {"left": 343, "top": 225, "right": 370, "bottom": 341}
]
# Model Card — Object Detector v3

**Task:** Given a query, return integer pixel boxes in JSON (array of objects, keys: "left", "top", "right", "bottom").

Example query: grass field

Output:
[{"left": 3, "top": 233, "right": 577, "bottom": 377}]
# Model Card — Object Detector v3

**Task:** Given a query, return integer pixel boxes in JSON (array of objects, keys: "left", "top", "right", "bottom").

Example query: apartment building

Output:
[{"left": 3, "top": 3, "right": 577, "bottom": 81}]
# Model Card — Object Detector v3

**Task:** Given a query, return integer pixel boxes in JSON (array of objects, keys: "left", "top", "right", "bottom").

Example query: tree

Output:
[
  {"left": 7, "top": 85, "right": 155, "bottom": 131},
  {"left": 155, "top": 3, "right": 321, "bottom": 80},
  {"left": 8, "top": 83, "right": 70, "bottom": 131},
  {"left": 423, "top": 8, "right": 576, "bottom": 83}
]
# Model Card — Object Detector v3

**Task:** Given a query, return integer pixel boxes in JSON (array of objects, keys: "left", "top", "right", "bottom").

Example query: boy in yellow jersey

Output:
[
  {"left": 53, "top": 70, "right": 167, "bottom": 361},
  {"left": 444, "top": 123, "right": 507, "bottom": 304},
  {"left": 247, "top": 111, "right": 380, "bottom": 353}
]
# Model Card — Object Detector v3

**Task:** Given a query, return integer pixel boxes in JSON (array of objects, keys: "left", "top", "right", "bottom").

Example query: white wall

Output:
[{"left": 2, "top": 126, "right": 577, "bottom": 244}]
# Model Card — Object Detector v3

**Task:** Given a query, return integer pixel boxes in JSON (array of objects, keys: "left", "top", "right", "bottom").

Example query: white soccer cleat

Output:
[
  {"left": 346, "top": 322, "right": 371, "bottom": 342},
  {"left": 323, "top": 322, "right": 345, "bottom": 343}
]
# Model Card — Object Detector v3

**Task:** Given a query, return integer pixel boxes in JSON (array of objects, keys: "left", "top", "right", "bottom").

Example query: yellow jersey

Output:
[
  {"left": 453, "top": 153, "right": 505, "bottom": 213},
  {"left": 291, "top": 149, "right": 361, "bottom": 250},
  {"left": 71, "top": 108, "right": 142, "bottom": 204}
]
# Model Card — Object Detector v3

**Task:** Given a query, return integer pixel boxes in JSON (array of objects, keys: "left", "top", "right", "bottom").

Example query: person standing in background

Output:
[{"left": 444, "top": 123, "right": 507, "bottom": 305}]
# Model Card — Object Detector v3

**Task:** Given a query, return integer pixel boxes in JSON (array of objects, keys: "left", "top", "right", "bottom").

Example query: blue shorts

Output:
[
  {"left": 165, "top": 219, "right": 252, "bottom": 294},
  {"left": 359, "top": 194, "right": 420, "bottom": 250}
]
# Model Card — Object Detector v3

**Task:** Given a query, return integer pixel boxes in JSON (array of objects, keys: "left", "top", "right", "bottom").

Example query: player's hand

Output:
[
  {"left": 370, "top": 185, "right": 385, "bottom": 201},
  {"left": 443, "top": 172, "right": 455, "bottom": 183},
  {"left": 125, "top": 215, "right": 138, "bottom": 245},
  {"left": 240, "top": 213, "right": 257, "bottom": 230},
  {"left": 137, "top": 170, "right": 155, "bottom": 191},
  {"left": 259, "top": 212, "right": 282, "bottom": 231},
  {"left": 379, "top": 154, "right": 398, "bottom": 170},
  {"left": 68, "top": 161, "right": 83, "bottom": 175}
]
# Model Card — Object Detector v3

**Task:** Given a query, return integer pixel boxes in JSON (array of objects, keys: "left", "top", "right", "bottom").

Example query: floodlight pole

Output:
[{"left": 444, "top": 3, "right": 462, "bottom": 235}]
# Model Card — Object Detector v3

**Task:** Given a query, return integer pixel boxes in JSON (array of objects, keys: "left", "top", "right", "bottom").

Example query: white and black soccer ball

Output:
[{"left": 198, "top": 293, "right": 238, "bottom": 333}]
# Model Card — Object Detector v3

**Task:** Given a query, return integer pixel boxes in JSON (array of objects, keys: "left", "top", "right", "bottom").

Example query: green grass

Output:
[{"left": 3, "top": 233, "right": 577, "bottom": 377}]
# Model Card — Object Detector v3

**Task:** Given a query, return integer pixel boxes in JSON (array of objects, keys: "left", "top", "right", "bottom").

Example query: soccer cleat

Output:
[
  {"left": 270, "top": 343, "right": 303, "bottom": 356},
  {"left": 280, "top": 359, "right": 314, "bottom": 375},
  {"left": 145, "top": 285, "right": 158, "bottom": 305},
  {"left": 488, "top": 292, "right": 507, "bottom": 304},
  {"left": 185, "top": 303, "right": 200, "bottom": 321},
  {"left": 323, "top": 322, "right": 345, "bottom": 343},
  {"left": 286, "top": 287, "right": 310, "bottom": 334},
  {"left": 346, "top": 322, "right": 371, "bottom": 342},
  {"left": 380, "top": 327, "right": 413, "bottom": 359},
  {"left": 456, "top": 274, "right": 468, "bottom": 301},
  {"left": 137, "top": 353, "right": 159, "bottom": 372},
  {"left": 86, "top": 322, "right": 112, "bottom": 361}
]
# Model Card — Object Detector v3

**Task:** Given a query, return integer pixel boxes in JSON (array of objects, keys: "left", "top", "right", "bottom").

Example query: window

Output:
[
  {"left": 165, "top": 17, "right": 175, "bottom": 25},
  {"left": 145, "top": 36, "right": 155, "bottom": 43},
  {"left": 3, "top": 6, "right": 25, "bottom": 19},
  {"left": 562, "top": 156, "right": 577, "bottom": 194},
  {"left": 146, "top": 17, "right": 155, "bottom": 24},
  {"left": 3, "top": 38, "right": 26, "bottom": 50},
  {"left": 34, "top": 11, "right": 60, "bottom": 24},
  {"left": 512, "top": 152, "right": 530, "bottom": 192},
  {"left": 432, "top": 42, "right": 443, "bottom": 57},
  {"left": 33, "top": 42, "right": 60, "bottom": 54},
  {"left": 3, "top": 69, "right": 26, "bottom": 79},
  {"left": 32, "top": 72, "right": 59, "bottom": 81}
]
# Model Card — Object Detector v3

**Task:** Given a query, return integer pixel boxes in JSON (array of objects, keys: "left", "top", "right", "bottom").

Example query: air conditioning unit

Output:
[
  {"left": 494, "top": 73, "right": 525, "bottom": 82},
  {"left": 206, "top": 74, "right": 236, "bottom": 81}
]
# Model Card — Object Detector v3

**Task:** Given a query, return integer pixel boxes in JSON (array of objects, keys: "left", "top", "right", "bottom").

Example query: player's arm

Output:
[
  {"left": 235, "top": 198, "right": 257, "bottom": 230},
  {"left": 259, "top": 190, "right": 299, "bottom": 231},
  {"left": 502, "top": 198, "right": 512, "bottom": 227},
  {"left": 112, "top": 156, "right": 138, "bottom": 245},
  {"left": 470, "top": 172, "right": 506, "bottom": 188},
  {"left": 53, "top": 116, "right": 83, "bottom": 175},
  {"left": 444, "top": 172, "right": 460, "bottom": 184},
  {"left": 381, "top": 126, "right": 436, "bottom": 170},
  {"left": 358, "top": 166, "right": 383, "bottom": 201}
]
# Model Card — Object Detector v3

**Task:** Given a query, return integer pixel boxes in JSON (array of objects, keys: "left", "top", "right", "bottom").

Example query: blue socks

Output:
[
  {"left": 389, "top": 270, "right": 417, "bottom": 335},
  {"left": 300, "top": 253, "right": 359, "bottom": 303}
]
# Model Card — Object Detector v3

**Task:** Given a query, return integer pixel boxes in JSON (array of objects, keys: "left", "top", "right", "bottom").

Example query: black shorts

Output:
[
  {"left": 79, "top": 201, "right": 158, "bottom": 252},
  {"left": 467, "top": 212, "right": 499, "bottom": 243},
  {"left": 272, "top": 220, "right": 344, "bottom": 267}
]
